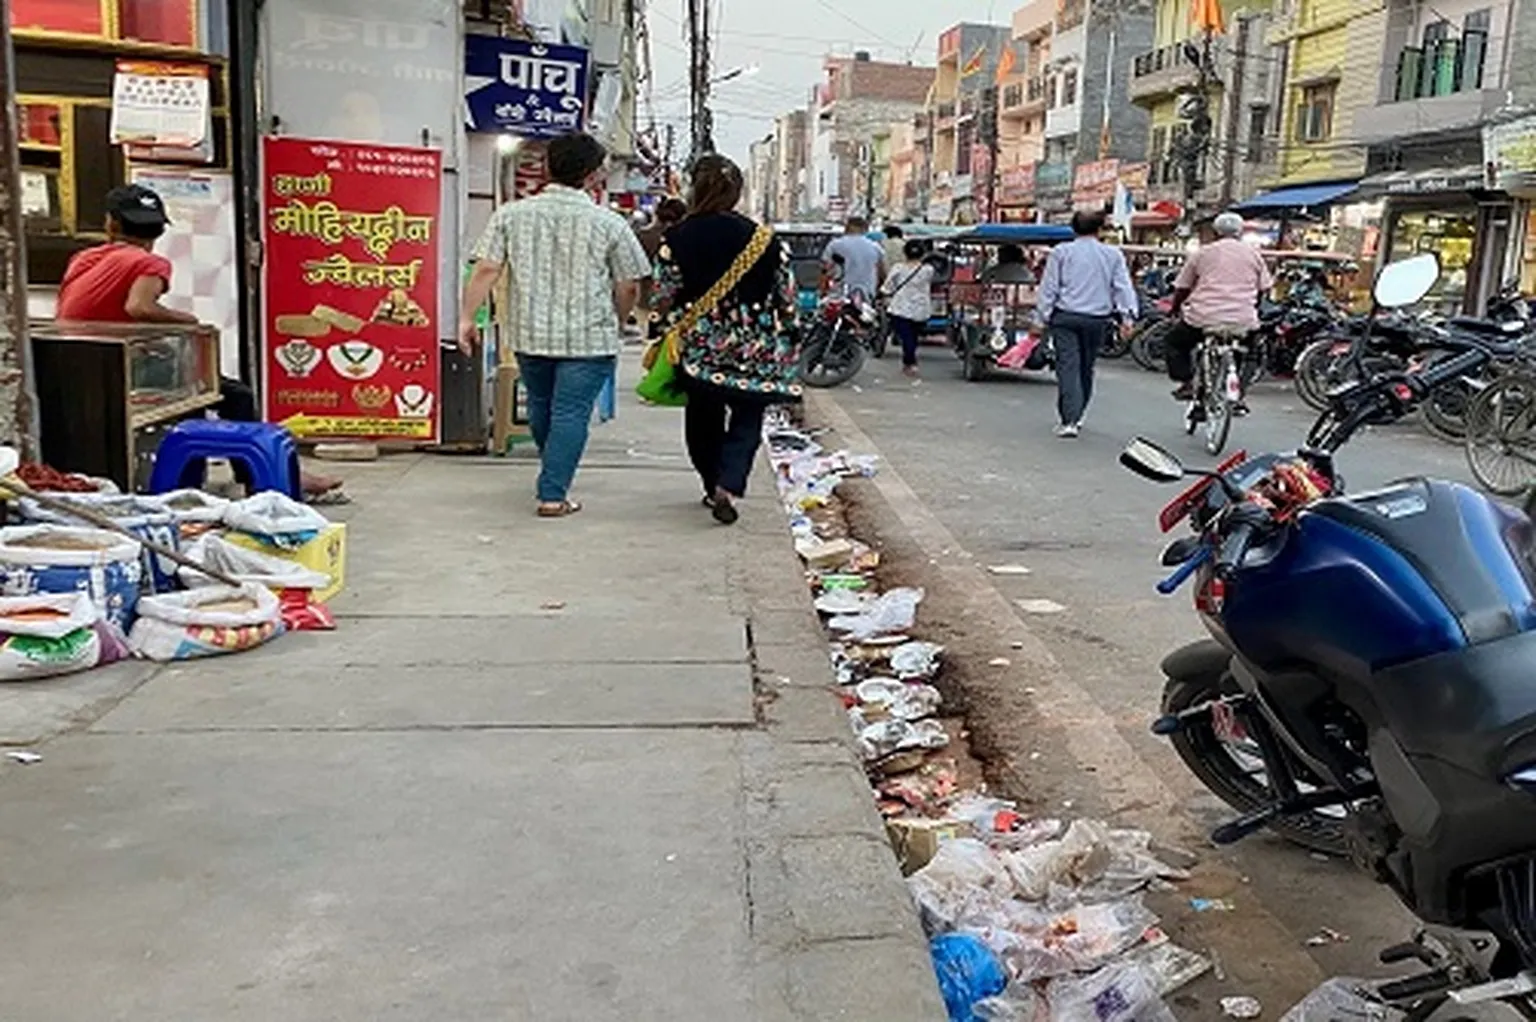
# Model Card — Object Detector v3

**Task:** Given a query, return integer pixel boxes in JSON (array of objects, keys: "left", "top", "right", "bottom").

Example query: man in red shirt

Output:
[{"left": 57, "top": 185, "right": 339, "bottom": 497}]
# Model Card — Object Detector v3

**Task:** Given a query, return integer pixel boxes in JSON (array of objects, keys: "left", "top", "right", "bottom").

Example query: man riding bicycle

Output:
[{"left": 1165, "top": 211, "right": 1273, "bottom": 402}]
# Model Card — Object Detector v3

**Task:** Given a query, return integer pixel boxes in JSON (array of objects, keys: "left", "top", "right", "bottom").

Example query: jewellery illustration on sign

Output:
[
  {"left": 395, "top": 384, "right": 434, "bottom": 419},
  {"left": 388, "top": 347, "right": 429, "bottom": 372},
  {"left": 327, "top": 340, "right": 384, "bottom": 380},
  {"left": 276, "top": 339, "right": 321, "bottom": 378},
  {"left": 352, "top": 384, "right": 392, "bottom": 411}
]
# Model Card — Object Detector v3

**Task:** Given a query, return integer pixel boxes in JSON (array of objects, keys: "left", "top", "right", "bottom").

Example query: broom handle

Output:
[{"left": 0, "top": 481, "right": 244, "bottom": 588}]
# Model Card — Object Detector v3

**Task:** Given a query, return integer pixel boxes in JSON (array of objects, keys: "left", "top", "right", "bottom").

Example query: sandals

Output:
[{"left": 536, "top": 500, "right": 583, "bottom": 518}]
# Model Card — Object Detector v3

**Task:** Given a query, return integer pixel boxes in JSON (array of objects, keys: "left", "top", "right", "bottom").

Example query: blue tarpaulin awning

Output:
[{"left": 1232, "top": 181, "right": 1359, "bottom": 213}]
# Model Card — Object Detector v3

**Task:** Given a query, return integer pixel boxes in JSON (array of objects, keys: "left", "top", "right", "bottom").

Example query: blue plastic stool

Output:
[{"left": 148, "top": 420, "right": 302, "bottom": 500}]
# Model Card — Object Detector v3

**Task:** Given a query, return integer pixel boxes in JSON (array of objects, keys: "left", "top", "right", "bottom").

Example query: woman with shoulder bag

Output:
[{"left": 650, "top": 155, "right": 802, "bottom": 525}]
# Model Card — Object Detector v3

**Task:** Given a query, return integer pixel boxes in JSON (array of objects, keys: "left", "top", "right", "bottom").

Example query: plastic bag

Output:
[
  {"left": 179, "top": 534, "right": 330, "bottom": 591},
  {"left": 0, "top": 592, "right": 125, "bottom": 681},
  {"left": 890, "top": 640, "right": 944, "bottom": 679},
  {"left": 829, "top": 586, "right": 923, "bottom": 640},
  {"left": 279, "top": 588, "right": 337, "bottom": 632},
  {"left": 1004, "top": 820, "right": 1116, "bottom": 901},
  {"left": 18, "top": 494, "right": 181, "bottom": 593},
  {"left": 931, "top": 933, "right": 1008, "bottom": 1022},
  {"left": 909, "top": 839, "right": 1016, "bottom": 934},
  {"left": 974, "top": 898, "right": 1159, "bottom": 981},
  {"left": 0, "top": 525, "right": 143, "bottom": 630},
  {"left": 129, "top": 584, "right": 282, "bottom": 661},
  {"left": 973, "top": 989, "right": 1048, "bottom": 1022},
  {"left": 1047, "top": 962, "right": 1176, "bottom": 1022},
  {"left": 223, "top": 491, "right": 329, "bottom": 549},
  {"left": 1280, "top": 979, "right": 1403, "bottom": 1022},
  {"left": 156, "top": 489, "right": 231, "bottom": 538},
  {"left": 859, "top": 718, "right": 949, "bottom": 761}
]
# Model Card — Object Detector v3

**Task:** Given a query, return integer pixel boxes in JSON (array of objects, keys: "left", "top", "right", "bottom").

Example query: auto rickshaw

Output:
[{"left": 941, "top": 223, "right": 1075, "bottom": 381}]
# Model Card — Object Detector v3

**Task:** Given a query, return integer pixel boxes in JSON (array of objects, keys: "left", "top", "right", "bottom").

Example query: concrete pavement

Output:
[{"left": 0, "top": 355, "right": 945, "bottom": 1022}]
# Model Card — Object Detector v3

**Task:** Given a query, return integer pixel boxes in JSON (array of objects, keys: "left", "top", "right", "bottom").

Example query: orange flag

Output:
[
  {"left": 961, "top": 45, "right": 987, "bottom": 77},
  {"left": 1190, "top": 0, "right": 1226, "bottom": 33},
  {"left": 995, "top": 44, "right": 1018, "bottom": 83}
]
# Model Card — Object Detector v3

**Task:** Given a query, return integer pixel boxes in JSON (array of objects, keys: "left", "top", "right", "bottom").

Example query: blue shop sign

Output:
[{"left": 464, "top": 35, "right": 590, "bottom": 137}]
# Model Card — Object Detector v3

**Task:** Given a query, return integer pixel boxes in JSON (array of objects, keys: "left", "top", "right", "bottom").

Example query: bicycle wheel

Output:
[
  {"left": 1466, "top": 376, "right": 1536, "bottom": 496},
  {"left": 1131, "top": 319, "right": 1170, "bottom": 373},
  {"left": 1203, "top": 351, "right": 1234, "bottom": 455},
  {"left": 1419, "top": 351, "right": 1479, "bottom": 443}
]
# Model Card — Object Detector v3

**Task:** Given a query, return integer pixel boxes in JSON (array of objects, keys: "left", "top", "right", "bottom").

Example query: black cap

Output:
[{"left": 105, "top": 184, "right": 170, "bottom": 227}]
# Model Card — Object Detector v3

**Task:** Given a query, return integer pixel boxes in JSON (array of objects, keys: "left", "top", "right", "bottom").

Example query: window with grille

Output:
[
  {"left": 1296, "top": 83, "right": 1334, "bottom": 142},
  {"left": 1246, "top": 105, "right": 1270, "bottom": 163},
  {"left": 1062, "top": 70, "right": 1078, "bottom": 106}
]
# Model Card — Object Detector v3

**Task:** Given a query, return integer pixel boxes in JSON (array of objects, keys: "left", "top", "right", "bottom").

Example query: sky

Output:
[{"left": 645, "top": 0, "right": 1013, "bottom": 164}]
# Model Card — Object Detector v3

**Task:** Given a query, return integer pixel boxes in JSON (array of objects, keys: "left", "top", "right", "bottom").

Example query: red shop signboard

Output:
[{"left": 261, "top": 136, "right": 442, "bottom": 442}]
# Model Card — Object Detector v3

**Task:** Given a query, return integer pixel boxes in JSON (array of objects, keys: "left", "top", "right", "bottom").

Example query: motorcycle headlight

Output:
[{"left": 1507, "top": 766, "right": 1536, "bottom": 792}]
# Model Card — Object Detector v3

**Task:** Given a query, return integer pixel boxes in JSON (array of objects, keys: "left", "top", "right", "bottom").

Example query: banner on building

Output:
[
  {"left": 1487, "top": 116, "right": 1536, "bottom": 193},
  {"left": 464, "top": 35, "right": 591, "bottom": 137},
  {"left": 1072, "top": 159, "right": 1122, "bottom": 210},
  {"left": 261, "top": 137, "right": 442, "bottom": 442},
  {"left": 999, "top": 163, "right": 1036, "bottom": 207}
]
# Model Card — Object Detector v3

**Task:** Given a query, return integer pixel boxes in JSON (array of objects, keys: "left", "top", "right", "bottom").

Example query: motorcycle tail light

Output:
[
  {"left": 1196, "top": 575, "right": 1226, "bottom": 614},
  {"left": 1158, "top": 449, "right": 1248, "bottom": 532}
]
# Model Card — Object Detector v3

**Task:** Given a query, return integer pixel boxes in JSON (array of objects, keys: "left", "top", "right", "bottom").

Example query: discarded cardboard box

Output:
[
  {"left": 795, "top": 537, "right": 855, "bottom": 570},
  {"left": 226, "top": 522, "right": 347, "bottom": 604},
  {"left": 886, "top": 817, "right": 973, "bottom": 875}
]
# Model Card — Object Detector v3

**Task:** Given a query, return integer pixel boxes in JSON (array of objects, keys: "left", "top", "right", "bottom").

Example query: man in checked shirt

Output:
[{"left": 1030, "top": 210, "right": 1139, "bottom": 438}]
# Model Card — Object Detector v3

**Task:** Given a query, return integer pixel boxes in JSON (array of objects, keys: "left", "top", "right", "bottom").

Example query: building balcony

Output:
[
  {"left": 1356, "top": 40, "right": 1504, "bottom": 142},
  {"left": 1001, "top": 75, "right": 1048, "bottom": 116},
  {"left": 1128, "top": 41, "right": 1204, "bottom": 104},
  {"left": 1045, "top": 103, "right": 1080, "bottom": 139}
]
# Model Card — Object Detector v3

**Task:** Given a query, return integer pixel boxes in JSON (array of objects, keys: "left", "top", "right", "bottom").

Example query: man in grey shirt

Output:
[
  {"left": 821, "top": 216, "right": 885, "bottom": 301},
  {"left": 1033, "top": 210, "right": 1138, "bottom": 438}
]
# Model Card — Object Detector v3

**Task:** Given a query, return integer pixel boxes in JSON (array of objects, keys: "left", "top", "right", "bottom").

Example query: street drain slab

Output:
[
  {"left": 93, "top": 661, "right": 756, "bottom": 732},
  {"left": 0, "top": 729, "right": 752, "bottom": 1021}
]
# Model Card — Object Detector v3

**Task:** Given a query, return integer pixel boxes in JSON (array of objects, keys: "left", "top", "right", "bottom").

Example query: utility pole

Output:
[
  {"left": 1219, "top": 17, "right": 1248, "bottom": 209},
  {"left": 980, "top": 85, "right": 1000, "bottom": 223},
  {"left": 1175, "top": 29, "right": 1216, "bottom": 228},
  {"left": 663, "top": 123, "right": 676, "bottom": 191},
  {"left": 0, "top": 0, "right": 36, "bottom": 455},
  {"left": 686, "top": 0, "right": 713, "bottom": 163},
  {"left": 863, "top": 142, "right": 876, "bottom": 218}
]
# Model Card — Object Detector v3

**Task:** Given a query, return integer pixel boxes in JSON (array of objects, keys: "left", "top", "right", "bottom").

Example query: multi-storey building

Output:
[
  {"left": 995, "top": 0, "right": 1054, "bottom": 218},
  {"left": 1126, "top": 0, "right": 1276, "bottom": 216},
  {"left": 925, "top": 22, "right": 1012, "bottom": 222},
  {"left": 771, "top": 110, "right": 810, "bottom": 222},
  {"left": 746, "top": 134, "right": 778, "bottom": 221},
  {"left": 807, "top": 52, "right": 932, "bottom": 221}
]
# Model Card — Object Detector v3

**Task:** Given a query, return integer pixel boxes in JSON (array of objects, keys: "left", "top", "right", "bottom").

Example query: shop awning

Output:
[
  {"left": 1355, "top": 165, "right": 1490, "bottom": 198},
  {"left": 1232, "top": 181, "right": 1359, "bottom": 213}
]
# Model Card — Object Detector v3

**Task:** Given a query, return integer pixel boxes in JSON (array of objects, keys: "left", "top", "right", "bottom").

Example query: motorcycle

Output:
[
  {"left": 1123, "top": 253, "right": 1536, "bottom": 1016},
  {"left": 797, "top": 293, "right": 879, "bottom": 388}
]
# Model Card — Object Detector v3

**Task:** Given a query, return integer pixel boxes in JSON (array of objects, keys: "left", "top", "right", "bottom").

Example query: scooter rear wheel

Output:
[{"left": 1163, "top": 673, "right": 1349, "bottom": 856}]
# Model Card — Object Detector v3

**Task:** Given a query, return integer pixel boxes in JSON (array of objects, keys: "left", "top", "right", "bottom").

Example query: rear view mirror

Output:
[
  {"left": 1120, "top": 437, "right": 1186, "bottom": 483},
  {"left": 1373, "top": 254, "right": 1439, "bottom": 309}
]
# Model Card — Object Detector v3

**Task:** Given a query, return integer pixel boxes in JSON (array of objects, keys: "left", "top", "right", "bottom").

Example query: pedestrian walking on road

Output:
[
  {"left": 650, "top": 155, "right": 802, "bottom": 525},
  {"left": 1032, "top": 210, "right": 1138, "bottom": 438},
  {"left": 881, "top": 239, "right": 936, "bottom": 378},
  {"left": 459, "top": 131, "right": 652, "bottom": 518}
]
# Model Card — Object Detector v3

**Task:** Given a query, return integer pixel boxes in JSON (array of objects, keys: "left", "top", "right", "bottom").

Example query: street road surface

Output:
[{"left": 821, "top": 352, "right": 1482, "bottom": 982}]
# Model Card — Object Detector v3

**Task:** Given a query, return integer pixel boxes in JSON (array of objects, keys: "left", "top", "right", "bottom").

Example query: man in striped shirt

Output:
[
  {"left": 459, "top": 132, "right": 652, "bottom": 517},
  {"left": 1032, "top": 210, "right": 1138, "bottom": 438}
]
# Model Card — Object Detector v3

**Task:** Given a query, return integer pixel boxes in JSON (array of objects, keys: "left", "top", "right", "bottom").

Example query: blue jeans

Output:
[{"left": 516, "top": 353, "right": 616, "bottom": 503}]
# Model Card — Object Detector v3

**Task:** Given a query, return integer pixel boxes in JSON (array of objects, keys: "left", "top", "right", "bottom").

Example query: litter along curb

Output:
[{"left": 764, "top": 410, "right": 1220, "bottom": 1020}]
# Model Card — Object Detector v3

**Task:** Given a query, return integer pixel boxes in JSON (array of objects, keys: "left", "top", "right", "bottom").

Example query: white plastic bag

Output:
[
  {"left": 908, "top": 839, "right": 1016, "bottom": 934},
  {"left": 828, "top": 586, "right": 923, "bottom": 641},
  {"left": 1280, "top": 979, "right": 1403, "bottom": 1022},
  {"left": 1047, "top": 962, "right": 1177, "bottom": 1022},
  {"left": 129, "top": 584, "right": 282, "bottom": 661},
  {"left": 178, "top": 534, "right": 330, "bottom": 591},
  {"left": 157, "top": 489, "right": 231, "bottom": 528},
  {"left": 223, "top": 492, "right": 329, "bottom": 549},
  {"left": 0, "top": 592, "right": 123, "bottom": 681}
]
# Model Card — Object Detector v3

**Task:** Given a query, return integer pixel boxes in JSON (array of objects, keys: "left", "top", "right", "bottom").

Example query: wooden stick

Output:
[{"left": 0, "top": 480, "right": 244, "bottom": 588}]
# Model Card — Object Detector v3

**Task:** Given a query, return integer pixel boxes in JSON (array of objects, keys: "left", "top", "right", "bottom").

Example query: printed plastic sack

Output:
[
  {"left": 0, "top": 592, "right": 126, "bottom": 681},
  {"left": 931, "top": 933, "right": 1008, "bottom": 1022},
  {"left": 1047, "top": 962, "right": 1176, "bottom": 1022},
  {"left": 223, "top": 492, "right": 329, "bottom": 550},
  {"left": 973, "top": 898, "right": 1159, "bottom": 982},
  {"left": 128, "top": 583, "right": 282, "bottom": 661},
  {"left": 909, "top": 839, "right": 1016, "bottom": 934},
  {"left": 0, "top": 525, "right": 143, "bottom": 630},
  {"left": 972, "top": 989, "right": 1048, "bottom": 1022},
  {"left": 279, "top": 588, "right": 336, "bottom": 632},
  {"left": 17, "top": 494, "right": 181, "bottom": 593},
  {"left": 995, "top": 336, "right": 1042, "bottom": 371},
  {"left": 179, "top": 533, "right": 330, "bottom": 591}
]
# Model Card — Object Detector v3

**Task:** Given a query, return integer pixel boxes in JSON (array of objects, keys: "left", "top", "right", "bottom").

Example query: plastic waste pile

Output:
[
  {"left": 0, "top": 482, "right": 342, "bottom": 679},
  {"left": 764, "top": 411, "right": 1214, "bottom": 1022}
]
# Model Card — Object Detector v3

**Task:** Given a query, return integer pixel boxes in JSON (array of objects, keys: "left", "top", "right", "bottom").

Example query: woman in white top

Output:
[{"left": 881, "top": 239, "right": 937, "bottom": 378}]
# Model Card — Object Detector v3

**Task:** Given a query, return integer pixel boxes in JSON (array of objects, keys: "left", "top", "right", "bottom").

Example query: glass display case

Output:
[{"left": 30, "top": 321, "right": 221, "bottom": 490}]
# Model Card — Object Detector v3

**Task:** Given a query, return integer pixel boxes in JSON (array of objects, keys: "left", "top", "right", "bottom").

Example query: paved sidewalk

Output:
[{"left": 0, "top": 356, "right": 944, "bottom": 1021}]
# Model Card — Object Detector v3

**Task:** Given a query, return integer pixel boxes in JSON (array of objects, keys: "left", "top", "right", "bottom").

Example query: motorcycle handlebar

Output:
[
  {"left": 1409, "top": 347, "right": 1492, "bottom": 393},
  {"left": 1215, "top": 521, "right": 1259, "bottom": 580}
]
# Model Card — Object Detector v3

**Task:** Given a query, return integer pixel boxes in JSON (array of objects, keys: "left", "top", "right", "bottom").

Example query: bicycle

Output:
[
  {"left": 1464, "top": 369, "right": 1536, "bottom": 495},
  {"left": 1183, "top": 325, "right": 1249, "bottom": 456}
]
